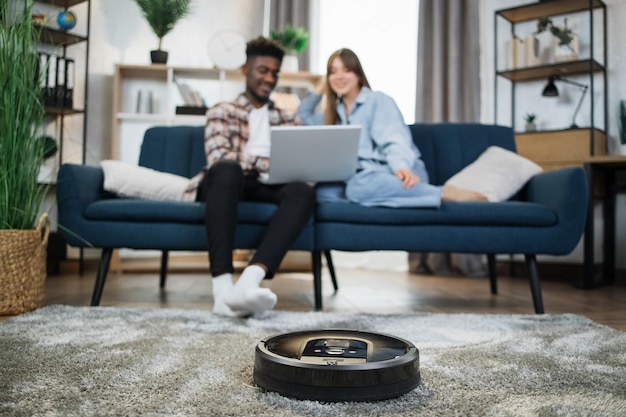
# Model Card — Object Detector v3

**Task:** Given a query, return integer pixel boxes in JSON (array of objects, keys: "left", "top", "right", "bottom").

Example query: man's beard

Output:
[{"left": 248, "top": 83, "right": 274, "bottom": 104}]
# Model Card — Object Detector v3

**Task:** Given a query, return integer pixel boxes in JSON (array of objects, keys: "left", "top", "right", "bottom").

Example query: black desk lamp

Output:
[{"left": 541, "top": 75, "right": 588, "bottom": 128}]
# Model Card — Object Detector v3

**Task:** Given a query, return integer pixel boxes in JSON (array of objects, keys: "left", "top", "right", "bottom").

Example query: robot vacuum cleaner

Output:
[{"left": 253, "top": 329, "right": 420, "bottom": 402}]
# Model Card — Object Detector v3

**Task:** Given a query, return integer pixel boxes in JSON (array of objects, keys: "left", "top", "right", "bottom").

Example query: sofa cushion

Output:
[
  {"left": 444, "top": 146, "right": 543, "bottom": 202},
  {"left": 101, "top": 160, "right": 190, "bottom": 201},
  {"left": 316, "top": 201, "right": 556, "bottom": 227}
]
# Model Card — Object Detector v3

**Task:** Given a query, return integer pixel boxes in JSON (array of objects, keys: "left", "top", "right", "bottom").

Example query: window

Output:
[
  {"left": 310, "top": 0, "right": 419, "bottom": 123},
  {"left": 309, "top": 0, "right": 420, "bottom": 271}
]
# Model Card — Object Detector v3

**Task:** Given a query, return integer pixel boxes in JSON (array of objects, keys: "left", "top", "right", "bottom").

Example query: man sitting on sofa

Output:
[{"left": 184, "top": 36, "right": 316, "bottom": 317}]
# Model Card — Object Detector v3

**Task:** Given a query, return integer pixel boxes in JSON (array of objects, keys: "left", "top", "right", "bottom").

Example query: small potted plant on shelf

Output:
[
  {"left": 133, "top": 0, "right": 192, "bottom": 64},
  {"left": 270, "top": 24, "right": 309, "bottom": 72},
  {"left": 0, "top": 0, "right": 51, "bottom": 314},
  {"left": 523, "top": 112, "right": 538, "bottom": 132},
  {"left": 535, "top": 16, "right": 578, "bottom": 62}
]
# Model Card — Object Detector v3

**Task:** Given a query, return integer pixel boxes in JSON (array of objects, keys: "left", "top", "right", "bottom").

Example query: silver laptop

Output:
[{"left": 261, "top": 125, "right": 361, "bottom": 184}]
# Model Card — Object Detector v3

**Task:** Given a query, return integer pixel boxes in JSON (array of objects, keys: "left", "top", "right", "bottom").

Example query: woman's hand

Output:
[
  {"left": 395, "top": 169, "right": 420, "bottom": 188},
  {"left": 314, "top": 76, "right": 327, "bottom": 96}
]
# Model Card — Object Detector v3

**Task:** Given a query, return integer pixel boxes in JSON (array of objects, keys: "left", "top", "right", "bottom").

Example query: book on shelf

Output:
[
  {"left": 135, "top": 89, "right": 156, "bottom": 114},
  {"left": 174, "top": 77, "right": 204, "bottom": 107},
  {"left": 175, "top": 106, "right": 208, "bottom": 115},
  {"left": 55, "top": 55, "right": 65, "bottom": 108},
  {"left": 38, "top": 52, "right": 75, "bottom": 109},
  {"left": 64, "top": 59, "right": 74, "bottom": 109}
]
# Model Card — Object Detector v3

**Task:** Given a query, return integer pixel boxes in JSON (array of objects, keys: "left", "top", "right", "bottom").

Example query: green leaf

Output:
[
  {"left": 134, "top": 0, "right": 192, "bottom": 49},
  {"left": 0, "top": 0, "right": 48, "bottom": 230},
  {"left": 270, "top": 24, "right": 309, "bottom": 55}
]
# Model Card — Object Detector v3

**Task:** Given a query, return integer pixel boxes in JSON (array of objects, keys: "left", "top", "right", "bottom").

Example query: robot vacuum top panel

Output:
[{"left": 253, "top": 329, "right": 420, "bottom": 402}]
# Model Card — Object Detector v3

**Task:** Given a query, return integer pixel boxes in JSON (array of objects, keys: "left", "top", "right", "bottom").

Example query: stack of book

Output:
[{"left": 174, "top": 78, "right": 207, "bottom": 115}]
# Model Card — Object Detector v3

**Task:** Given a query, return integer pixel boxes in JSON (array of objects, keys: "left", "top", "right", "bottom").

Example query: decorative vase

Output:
[
  {"left": 524, "top": 35, "right": 541, "bottom": 67},
  {"left": 281, "top": 55, "right": 299, "bottom": 73},
  {"left": 525, "top": 123, "right": 537, "bottom": 132},
  {"left": 554, "top": 35, "right": 578, "bottom": 63},
  {"left": 150, "top": 50, "right": 168, "bottom": 65}
]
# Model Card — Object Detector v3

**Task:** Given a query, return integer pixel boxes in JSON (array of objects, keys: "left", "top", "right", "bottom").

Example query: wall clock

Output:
[{"left": 208, "top": 30, "right": 247, "bottom": 70}]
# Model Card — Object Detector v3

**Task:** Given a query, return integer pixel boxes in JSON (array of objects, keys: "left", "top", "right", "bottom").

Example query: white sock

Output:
[
  {"left": 224, "top": 265, "right": 277, "bottom": 314},
  {"left": 211, "top": 273, "right": 250, "bottom": 317}
]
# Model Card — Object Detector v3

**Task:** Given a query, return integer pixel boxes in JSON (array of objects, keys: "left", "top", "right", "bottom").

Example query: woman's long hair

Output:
[{"left": 323, "top": 48, "right": 371, "bottom": 125}]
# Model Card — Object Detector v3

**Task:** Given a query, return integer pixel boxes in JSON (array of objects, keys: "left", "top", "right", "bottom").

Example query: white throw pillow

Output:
[
  {"left": 101, "top": 160, "right": 190, "bottom": 201},
  {"left": 444, "top": 146, "right": 543, "bottom": 202}
]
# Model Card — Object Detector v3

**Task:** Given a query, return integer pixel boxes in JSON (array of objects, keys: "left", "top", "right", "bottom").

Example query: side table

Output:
[{"left": 583, "top": 156, "right": 626, "bottom": 288}]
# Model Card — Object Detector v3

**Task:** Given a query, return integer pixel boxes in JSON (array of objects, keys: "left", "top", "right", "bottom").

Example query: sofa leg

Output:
[
  {"left": 160, "top": 250, "right": 169, "bottom": 288},
  {"left": 487, "top": 254, "right": 497, "bottom": 294},
  {"left": 91, "top": 248, "right": 113, "bottom": 306},
  {"left": 525, "top": 254, "right": 544, "bottom": 314},
  {"left": 324, "top": 250, "right": 339, "bottom": 292},
  {"left": 312, "top": 250, "right": 323, "bottom": 310}
]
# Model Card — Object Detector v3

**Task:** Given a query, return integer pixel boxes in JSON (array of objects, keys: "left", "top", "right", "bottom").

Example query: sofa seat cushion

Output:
[
  {"left": 316, "top": 201, "right": 557, "bottom": 227},
  {"left": 84, "top": 200, "right": 307, "bottom": 225}
]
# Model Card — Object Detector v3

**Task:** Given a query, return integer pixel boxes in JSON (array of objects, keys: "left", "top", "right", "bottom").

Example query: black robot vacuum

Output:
[{"left": 253, "top": 329, "right": 420, "bottom": 402}]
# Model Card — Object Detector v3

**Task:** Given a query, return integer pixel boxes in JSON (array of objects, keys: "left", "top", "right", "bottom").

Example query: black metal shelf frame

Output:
[
  {"left": 36, "top": 0, "right": 90, "bottom": 165},
  {"left": 35, "top": 0, "right": 90, "bottom": 275},
  {"left": 493, "top": 0, "right": 607, "bottom": 156}
]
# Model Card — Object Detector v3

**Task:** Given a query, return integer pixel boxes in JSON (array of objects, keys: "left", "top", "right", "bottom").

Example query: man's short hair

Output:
[{"left": 246, "top": 36, "right": 285, "bottom": 62}]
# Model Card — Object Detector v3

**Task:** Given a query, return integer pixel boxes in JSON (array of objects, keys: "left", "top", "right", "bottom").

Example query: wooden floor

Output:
[{"left": 29, "top": 254, "right": 626, "bottom": 331}]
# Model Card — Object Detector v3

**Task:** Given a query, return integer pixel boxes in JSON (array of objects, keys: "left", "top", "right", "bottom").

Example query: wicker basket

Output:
[{"left": 0, "top": 213, "right": 50, "bottom": 315}]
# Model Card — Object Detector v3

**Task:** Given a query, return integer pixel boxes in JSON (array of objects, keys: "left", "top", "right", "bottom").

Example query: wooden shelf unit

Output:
[
  {"left": 497, "top": 59, "right": 604, "bottom": 82},
  {"left": 496, "top": 0, "right": 605, "bottom": 23},
  {"left": 112, "top": 64, "right": 322, "bottom": 162},
  {"left": 515, "top": 128, "right": 606, "bottom": 171}
]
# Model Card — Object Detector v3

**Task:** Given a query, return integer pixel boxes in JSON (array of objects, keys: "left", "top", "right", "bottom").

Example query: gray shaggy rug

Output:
[{"left": 1, "top": 305, "right": 625, "bottom": 416}]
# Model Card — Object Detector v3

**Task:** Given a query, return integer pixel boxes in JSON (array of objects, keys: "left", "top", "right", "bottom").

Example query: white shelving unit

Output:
[{"left": 112, "top": 64, "right": 322, "bottom": 163}]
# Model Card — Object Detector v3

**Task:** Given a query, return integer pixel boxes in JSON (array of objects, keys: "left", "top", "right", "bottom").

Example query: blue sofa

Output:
[{"left": 56, "top": 124, "right": 589, "bottom": 314}]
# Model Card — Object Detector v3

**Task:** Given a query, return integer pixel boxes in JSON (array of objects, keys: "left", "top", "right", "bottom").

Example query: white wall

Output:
[
  {"left": 311, "top": 0, "right": 419, "bottom": 124},
  {"left": 80, "top": 0, "right": 264, "bottom": 165}
]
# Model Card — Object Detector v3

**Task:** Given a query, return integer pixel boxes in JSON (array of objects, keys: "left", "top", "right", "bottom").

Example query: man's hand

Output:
[{"left": 395, "top": 169, "right": 420, "bottom": 188}]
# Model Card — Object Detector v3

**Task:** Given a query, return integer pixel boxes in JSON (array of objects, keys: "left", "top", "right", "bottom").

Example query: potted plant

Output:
[
  {"left": 270, "top": 24, "right": 309, "bottom": 72},
  {"left": 535, "top": 17, "right": 578, "bottom": 62},
  {"left": 133, "top": 0, "right": 192, "bottom": 64},
  {"left": 523, "top": 112, "right": 538, "bottom": 132},
  {"left": 0, "top": 0, "right": 50, "bottom": 314}
]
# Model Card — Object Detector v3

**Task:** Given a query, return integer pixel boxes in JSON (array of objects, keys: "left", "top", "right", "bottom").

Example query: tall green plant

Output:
[
  {"left": 0, "top": 0, "right": 47, "bottom": 230},
  {"left": 134, "top": 0, "right": 192, "bottom": 51}
]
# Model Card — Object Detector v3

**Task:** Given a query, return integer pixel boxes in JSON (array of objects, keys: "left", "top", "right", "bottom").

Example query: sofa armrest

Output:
[
  {"left": 56, "top": 163, "right": 110, "bottom": 246},
  {"left": 57, "top": 163, "right": 108, "bottom": 209},
  {"left": 525, "top": 167, "right": 588, "bottom": 240}
]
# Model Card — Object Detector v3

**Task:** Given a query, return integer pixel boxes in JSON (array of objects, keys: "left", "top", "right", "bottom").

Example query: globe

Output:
[{"left": 57, "top": 11, "right": 77, "bottom": 31}]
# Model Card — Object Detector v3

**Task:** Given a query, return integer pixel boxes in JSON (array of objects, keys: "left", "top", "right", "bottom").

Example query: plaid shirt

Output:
[{"left": 184, "top": 94, "right": 300, "bottom": 201}]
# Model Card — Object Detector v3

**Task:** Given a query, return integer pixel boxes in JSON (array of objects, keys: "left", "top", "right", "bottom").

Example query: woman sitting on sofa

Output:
[{"left": 297, "top": 48, "right": 487, "bottom": 207}]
